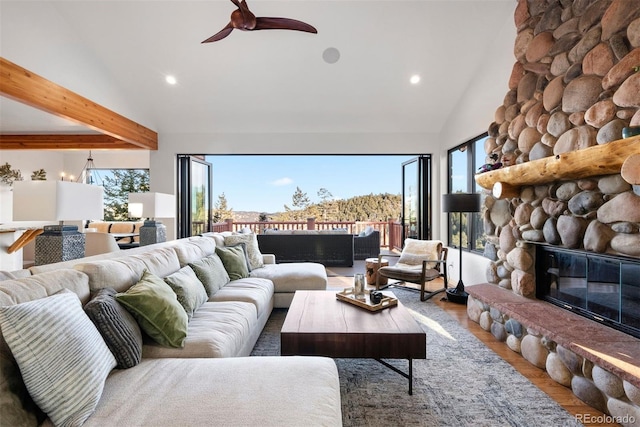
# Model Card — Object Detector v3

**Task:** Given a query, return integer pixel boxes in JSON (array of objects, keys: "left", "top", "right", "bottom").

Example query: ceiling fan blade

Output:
[
  {"left": 202, "top": 23, "right": 234, "bottom": 43},
  {"left": 254, "top": 17, "right": 317, "bottom": 34},
  {"left": 237, "top": 0, "right": 252, "bottom": 21}
]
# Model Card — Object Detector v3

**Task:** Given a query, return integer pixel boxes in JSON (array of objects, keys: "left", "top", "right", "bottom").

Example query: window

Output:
[
  {"left": 447, "top": 133, "right": 487, "bottom": 253},
  {"left": 86, "top": 168, "right": 150, "bottom": 220}
]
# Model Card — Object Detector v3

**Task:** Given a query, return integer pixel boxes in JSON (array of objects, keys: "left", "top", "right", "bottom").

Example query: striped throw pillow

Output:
[{"left": 0, "top": 289, "right": 116, "bottom": 427}]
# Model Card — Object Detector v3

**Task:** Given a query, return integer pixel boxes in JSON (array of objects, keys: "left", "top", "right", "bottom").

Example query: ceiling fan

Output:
[{"left": 202, "top": 0, "right": 317, "bottom": 43}]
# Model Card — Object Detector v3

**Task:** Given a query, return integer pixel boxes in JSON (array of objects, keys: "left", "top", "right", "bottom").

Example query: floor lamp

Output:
[{"left": 442, "top": 193, "right": 481, "bottom": 304}]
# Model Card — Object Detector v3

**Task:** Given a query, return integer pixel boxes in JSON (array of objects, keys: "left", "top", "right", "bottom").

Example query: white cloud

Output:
[{"left": 271, "top": 177, "right": 293, "bottom": 186}]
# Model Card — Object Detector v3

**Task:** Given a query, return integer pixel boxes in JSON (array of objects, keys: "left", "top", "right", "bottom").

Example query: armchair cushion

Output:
[
  {"left": 397, "top": 239, "right": 442, "bottom": 269},
  {"left": 378, "top": 265, "right": 441, "bottom": 282}
]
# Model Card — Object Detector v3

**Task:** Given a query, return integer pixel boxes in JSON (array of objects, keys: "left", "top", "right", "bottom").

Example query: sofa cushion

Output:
[
  {"left": 250, "top": 263, "right": 327, "bottom": 293},
  {"left": 75, "top": 258, "right": 147, "bottom": 294},
  {"left": 141, "top": 301, "right": 258, "bottom": 358},
  {"left": 84, "top": 288, "right": 143, "bottom": 369},
  {"left": 224, "top": 233, "right": 264, "bottom": 270},
  {"left": 172, "top": 237, "right": 216, "bottom": 265},
  {"left": 133, "top": 247, "right": 181, "bottom": 278},
  {"left": 0, "top": 269, "right": 91, "bottom": 306},
  {"left": 116, "top": 270, "right": 188, "bottom": 348},
  {"left": 210, "top": 277, "right": 274, "bottom": 319},
  {"left": 189, "top": 253, "right": 230, "bottom": 297},
  {"left": 85, "top": 357, "right": 342, "bottom": 427},
  {"left": 0, "top": 351, "right": 42, "bottom": 427},
  {"left": 216, "top": 244, "right": 250, "bottom": 280},
  {"left": 201, "top": 231, "right": 233, "bottom": 247},
  {"left": 164, "top": 266, "right": 208, "bottom": 320},
  {"left": 0, "top": 290, "right": 116, "bottom": 427},
  {"left": 0, "top": 269, "right": 31, "bottom": 281}
]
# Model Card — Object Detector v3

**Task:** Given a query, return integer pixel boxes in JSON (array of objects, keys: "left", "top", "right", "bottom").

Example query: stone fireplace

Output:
[{"left": 464, "top": 0, "right": 640, "bottom": 421}]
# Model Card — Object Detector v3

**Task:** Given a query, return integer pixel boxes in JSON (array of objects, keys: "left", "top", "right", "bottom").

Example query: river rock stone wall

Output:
[
  {"left": 470, "top": 0, "right": 640, "bottom": 421},
  {"left": 482, "top": 0, "right": 640, "bottom": 298}
]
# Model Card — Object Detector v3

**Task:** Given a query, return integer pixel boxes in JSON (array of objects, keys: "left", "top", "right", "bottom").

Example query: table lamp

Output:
[
  {"left": 442, "top": 193, "right": 481, "bottom": 304},
  {"left": 12, "top": 180, "right": 104, "bottom": 265},
  {"left": 128, "top": 192, "right": 175, "bottom": 246}
]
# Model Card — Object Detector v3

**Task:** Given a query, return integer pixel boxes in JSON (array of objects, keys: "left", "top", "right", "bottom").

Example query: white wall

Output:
[{"left": 436, "top": 5, "right": 516, "bottom": 287}]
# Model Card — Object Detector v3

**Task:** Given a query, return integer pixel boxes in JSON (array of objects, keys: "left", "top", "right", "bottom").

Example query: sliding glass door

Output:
[
  {"left": 401, "top": 156, "right": 432, "bottom": 242},
  {"left": 177, "top": 155, "right": 212, "bottom": 238}
]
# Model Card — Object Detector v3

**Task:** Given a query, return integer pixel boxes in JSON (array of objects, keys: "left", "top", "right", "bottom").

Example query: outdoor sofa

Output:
[
  {"left": 0, "top": 233, "right": 341, "bottom": 426},
  {"left": 354, "top": 229, "right": 380, "bottom": 260},
  {"left": 257, "top": 229, "right": 354, "bottom": 267}
]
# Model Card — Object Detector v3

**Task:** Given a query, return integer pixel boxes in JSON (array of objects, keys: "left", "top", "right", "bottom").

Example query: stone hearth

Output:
[{"left": 467, "top": 284, "right": 640, "bottom": 420}]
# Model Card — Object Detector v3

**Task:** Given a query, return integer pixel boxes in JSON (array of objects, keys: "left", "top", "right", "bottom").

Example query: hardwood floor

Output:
[{"left": 326, "top": 270, "right": 619, "bottom": 426}]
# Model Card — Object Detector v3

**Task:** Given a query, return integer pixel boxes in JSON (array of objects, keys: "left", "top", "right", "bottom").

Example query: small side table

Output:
[{"left": 365, "top": 257, "right": 389, "bottom": 286}]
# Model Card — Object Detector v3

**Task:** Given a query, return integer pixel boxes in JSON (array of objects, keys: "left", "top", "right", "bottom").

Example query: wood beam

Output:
[
  {"left": 0, "top": 57, "right": 157, "bottom": 150},
  {"left": 475, "top": 136, "right": 640, "bottom": 190},
  {"left": 0, "top": 134, "right": 145, "bottom": 150}
]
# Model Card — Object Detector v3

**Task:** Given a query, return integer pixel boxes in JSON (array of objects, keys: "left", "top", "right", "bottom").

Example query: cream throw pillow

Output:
[{"left": 397, "top": 239, "right": 442, "bottom": 270}]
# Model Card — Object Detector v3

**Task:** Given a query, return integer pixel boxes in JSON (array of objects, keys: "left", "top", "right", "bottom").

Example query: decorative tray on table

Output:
[{"left": 336, "top": 288, "right": 398, "bottom": 312}]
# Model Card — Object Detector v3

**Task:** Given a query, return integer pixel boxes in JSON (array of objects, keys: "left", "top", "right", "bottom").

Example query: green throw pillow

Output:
[
  {"left": 116, "top": 270, "right": 188, "bottom": 348},
  {"left": 164, "top": 266, "right": 208, "bottom": 320},
  {"left": 215, "top": 244, "right": 250, "bottom": 281},
  {"left": 189, "top": 253, "right": 230, "bottom": 297},
  {"left": 224, "top": 233, "right": 264, "bottom": 270}
]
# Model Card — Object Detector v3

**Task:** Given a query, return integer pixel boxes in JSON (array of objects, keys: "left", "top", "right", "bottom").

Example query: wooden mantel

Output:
[
  {"left": 475, "top": 136, "right": 640, "bottom": 195},
  {"left": 0, "top": 57, "right": 157, "bottom": 150}
]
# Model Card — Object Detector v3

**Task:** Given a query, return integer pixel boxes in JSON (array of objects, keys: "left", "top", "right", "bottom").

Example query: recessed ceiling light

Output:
[
  {"left": 165, "top": 75, "right": 177, "bottom": 85},
  {"left": 410, "top": 74, "right": 421, "bottom": 85}
]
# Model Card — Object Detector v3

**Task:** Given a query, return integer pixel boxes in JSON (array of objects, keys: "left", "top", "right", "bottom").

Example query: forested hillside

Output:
[{"left": 216, "top": 192, "right": 401, "bottom": 223}]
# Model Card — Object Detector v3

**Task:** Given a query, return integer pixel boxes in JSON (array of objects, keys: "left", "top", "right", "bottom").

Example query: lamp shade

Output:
[
  {"left": 442, "top": 193, "right": 481, "bottom": 213},
  {"left": 13, "top": 181, "right": 104, "bottom": 221},
  {"left": 128, "top": 192, "right": 175, "bottom": 219}
]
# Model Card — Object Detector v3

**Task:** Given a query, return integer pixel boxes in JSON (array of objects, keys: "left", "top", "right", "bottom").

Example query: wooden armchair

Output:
[{"left": 375, "top": 239, "right": 448, "bottom": 301}]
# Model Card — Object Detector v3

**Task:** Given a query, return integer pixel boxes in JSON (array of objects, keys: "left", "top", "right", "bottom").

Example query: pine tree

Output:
[
  {"left": 102, "top": 169, "right": 149, "bottom": 221},
  {"left": 212, "top": 193, "right": 234, "bottom": 223},
  {"left": 291, "top": 187, "right": 310, "bottom": 220}
]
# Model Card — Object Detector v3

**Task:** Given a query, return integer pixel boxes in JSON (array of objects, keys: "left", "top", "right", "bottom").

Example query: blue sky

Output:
[{"left": 206, "top": 155, "right": 416, "bottom": 213}]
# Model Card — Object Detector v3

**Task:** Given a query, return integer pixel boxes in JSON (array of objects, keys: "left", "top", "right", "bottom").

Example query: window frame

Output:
[{"left": 446, "top": 133, "right": 488, "bottom": 254}]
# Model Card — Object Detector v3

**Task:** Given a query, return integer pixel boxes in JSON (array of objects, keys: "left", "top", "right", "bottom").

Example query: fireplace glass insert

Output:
[{"left": 536, "top": 245, "right": 640, "bottom": 339}]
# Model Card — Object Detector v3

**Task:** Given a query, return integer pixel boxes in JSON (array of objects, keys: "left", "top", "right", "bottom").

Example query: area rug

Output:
[{"left": 251, "top": 287, "right": 582, "bottom": 427}]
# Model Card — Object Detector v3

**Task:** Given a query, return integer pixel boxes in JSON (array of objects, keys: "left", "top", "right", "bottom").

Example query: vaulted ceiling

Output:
[{"left": 0, "top": 0, "right": 515, "bottom": 150}]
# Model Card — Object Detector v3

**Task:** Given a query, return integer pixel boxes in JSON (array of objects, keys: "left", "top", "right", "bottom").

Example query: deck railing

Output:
[{"left": 201, "top": 218, "right": 402, "bottom": 250}]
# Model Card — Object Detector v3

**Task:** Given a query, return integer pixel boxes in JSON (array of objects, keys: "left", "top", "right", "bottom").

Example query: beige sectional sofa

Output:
[{"left": 0, "top": 233, "right": 341, "bottom": 426}]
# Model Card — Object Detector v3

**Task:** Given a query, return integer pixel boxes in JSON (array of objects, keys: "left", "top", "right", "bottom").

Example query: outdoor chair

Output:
[{"left": 375, "top": 239, "right": 448, "bottom": 301}]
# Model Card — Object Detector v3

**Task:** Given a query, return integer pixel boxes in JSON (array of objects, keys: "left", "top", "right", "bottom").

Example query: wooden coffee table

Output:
[{"left": 280, "top": 290, "right": 426, "bottom": 394}]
